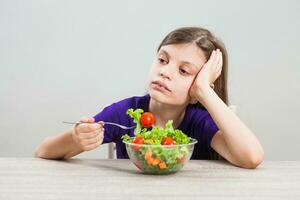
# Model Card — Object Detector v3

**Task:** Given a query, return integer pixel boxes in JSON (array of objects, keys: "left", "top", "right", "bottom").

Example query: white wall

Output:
[{"left": 0, "top": 0, "right": 299, "bottom": 160}]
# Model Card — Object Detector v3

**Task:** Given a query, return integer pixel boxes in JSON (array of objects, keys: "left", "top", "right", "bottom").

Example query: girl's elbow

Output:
[
  {"left": 243, "top": 150, "right": 265, "bottom": 169},
  {"left": 34, "top": 139, "right": 52, "bottom": 159},
  {"left": 34, "top": 149, "right": 44, "bottom": 158},
  {"left": 34, "top": 146, "right": 47, "bottom": 159}
]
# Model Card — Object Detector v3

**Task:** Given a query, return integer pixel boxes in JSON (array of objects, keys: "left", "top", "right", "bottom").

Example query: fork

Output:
[{"left": 62, "top": 121, "right": 136, "bottom": 130}]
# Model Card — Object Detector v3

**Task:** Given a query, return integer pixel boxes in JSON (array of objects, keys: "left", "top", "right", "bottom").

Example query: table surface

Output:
[{"left": 0, "top": 158, "right": 299, "bottom": 200}]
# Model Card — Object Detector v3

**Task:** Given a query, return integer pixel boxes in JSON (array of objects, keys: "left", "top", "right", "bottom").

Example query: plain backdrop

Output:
[{"left": 0, "top": 0, "right": 299, "bottom": 160}]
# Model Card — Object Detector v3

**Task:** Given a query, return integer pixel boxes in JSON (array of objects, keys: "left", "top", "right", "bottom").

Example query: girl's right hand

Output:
[{"left": 71, "top": 117, "right": 105, "bottom": 151}]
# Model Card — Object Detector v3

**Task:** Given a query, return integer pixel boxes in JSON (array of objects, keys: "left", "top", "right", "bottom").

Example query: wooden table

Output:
[{"left": 0, "top": 158, "right": 299, "bottom": 199}]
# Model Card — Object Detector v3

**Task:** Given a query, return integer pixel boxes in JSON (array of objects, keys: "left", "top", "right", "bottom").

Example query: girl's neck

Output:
[{"left": 148, "top": 97, "right": 187, "bottom": 129}]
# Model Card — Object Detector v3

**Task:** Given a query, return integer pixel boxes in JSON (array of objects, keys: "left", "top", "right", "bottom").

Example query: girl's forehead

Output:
[{"left": 159, "top": 43, "right": 207, "bottom": 68}]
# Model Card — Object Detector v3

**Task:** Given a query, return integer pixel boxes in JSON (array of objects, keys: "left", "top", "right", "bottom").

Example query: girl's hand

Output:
[
  {"left": 71, "top": 117, "right": 105, "bottom": 151},
  {"left": 189, "top": 49, "right": 223, "bottom": 104}
]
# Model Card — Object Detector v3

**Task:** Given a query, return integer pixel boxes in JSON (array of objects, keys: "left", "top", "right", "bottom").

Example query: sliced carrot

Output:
[
  {"left": 144, "top": 150, "right": 152, "bottom": 160},
  {"left": 151, "top": 158, "right": 160, "bottom": 166},
  {"left": 159, "top": 161, "right": 167, "bottom": 169},
  {"left": 146, "top": 157, "right": 154, "bottom": 165}
]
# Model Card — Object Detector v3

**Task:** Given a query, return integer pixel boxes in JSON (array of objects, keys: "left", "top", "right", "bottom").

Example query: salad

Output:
[{"left": 122, "top": 108, "right": 195, "bottom": 174}]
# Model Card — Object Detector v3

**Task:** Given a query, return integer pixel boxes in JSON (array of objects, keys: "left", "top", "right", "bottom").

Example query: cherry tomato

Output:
[
  {"left": 161, "top": 136, "right": 176, "bottom": 145},
  {"left": 132, "top": 136, "right": 144, "bottom": 152},
  {"left": 140, "top": 112, "right": 155, "bottom": 128}
]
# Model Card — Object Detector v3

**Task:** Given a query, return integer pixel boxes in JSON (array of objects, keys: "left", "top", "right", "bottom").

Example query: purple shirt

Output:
[{"left": 93, "top": 94, "right": 219, "bottom": 159}]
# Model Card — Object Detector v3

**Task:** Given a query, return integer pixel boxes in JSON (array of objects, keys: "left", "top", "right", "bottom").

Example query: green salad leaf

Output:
[
  {"left": 122, "top": 108, "right": 191, "bottom": 145},
  {"left": 126, "top": 108, "right": 144, "bottom": 135}
]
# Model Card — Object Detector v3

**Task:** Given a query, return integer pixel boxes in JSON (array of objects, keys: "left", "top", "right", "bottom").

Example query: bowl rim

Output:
[{"left": 122, "top": 137, "right": 198, "bottom": 147}]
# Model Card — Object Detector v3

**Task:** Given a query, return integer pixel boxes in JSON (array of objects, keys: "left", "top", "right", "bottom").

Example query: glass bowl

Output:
[{"left": 123, "top": 138, "right": 198, "bottom": 175}]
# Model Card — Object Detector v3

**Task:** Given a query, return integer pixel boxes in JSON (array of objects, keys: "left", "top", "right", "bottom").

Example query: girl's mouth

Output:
[{"left": 151, "top": 81, "right": 171, "bottom": 93}]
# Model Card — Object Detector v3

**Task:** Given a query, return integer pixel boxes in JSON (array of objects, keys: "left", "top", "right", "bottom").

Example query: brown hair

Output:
[{"left": 157, "top": 27, "right": 229, "bottom": 106}]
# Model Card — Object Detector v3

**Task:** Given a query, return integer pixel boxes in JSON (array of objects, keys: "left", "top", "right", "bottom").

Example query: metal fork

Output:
[{"left": 62, "top": 121, "right": 136, "bottom": 130}]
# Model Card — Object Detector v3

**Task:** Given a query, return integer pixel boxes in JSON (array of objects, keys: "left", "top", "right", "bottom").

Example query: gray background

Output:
[{"left": 0, "top": 0, "right": 299, "bottom": 160}]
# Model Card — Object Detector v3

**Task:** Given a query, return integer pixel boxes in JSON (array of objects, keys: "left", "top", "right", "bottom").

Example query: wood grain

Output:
[{"left": 0, "top": 158, "right": 299, "bottom": 199}]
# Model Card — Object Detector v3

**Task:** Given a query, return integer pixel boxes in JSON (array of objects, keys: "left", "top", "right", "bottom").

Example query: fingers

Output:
[
  {"left": 77, "top": 128, "right": 105, "bottom": 140},
  {"left": 212, "top": 50, "right": 219, "bottom": 68},
  {"left": 79, "top": 117, "right": 95, "bottom": 123},
  {"left": 74, "top": 127, "right": 105, "bottom": 151},
  {"left": 76, "top": 121, "right": 104, "bottom": 133},
  {"left": 72, "top": 117, "right": 105, "bottom": 151},
  {"left": 84, "top": 139, "right": 104, "bottom": 151},
  {"left": 206, "top": 49, "right": 217, "bottom": 66},
  {"left": 208, "top": 49, "right": 223, "bottom": 77},
  {"left": 215, "top": 49, "right": 223, "bottom": 76},
  {"left": 212, "top": 49, "right": 222, "bottom": 68},
  {"left": 206, "top": 49, "right": 222, "bottom": 69},
  {"left": 81, "top": 131, "right": 104, "bottom": 146}
]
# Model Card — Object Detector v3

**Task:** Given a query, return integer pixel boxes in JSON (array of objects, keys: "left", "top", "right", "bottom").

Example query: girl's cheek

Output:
[
  {"left": 149, "top": 64, "right": 158, "bottom": 74},
  {"left": 174, "top": 81, "right": 188, "bottom": 92},
  {"left": 151, "top": 67, "right": 161, "bottom": 79},
  {"left": 146, "top": 67, "right": 158, "bottom": 84}
]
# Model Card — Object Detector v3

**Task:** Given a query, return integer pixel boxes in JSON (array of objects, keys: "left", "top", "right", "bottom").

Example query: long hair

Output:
[{"left": 157, "top": 27, "right": 229, "bottom": 106}]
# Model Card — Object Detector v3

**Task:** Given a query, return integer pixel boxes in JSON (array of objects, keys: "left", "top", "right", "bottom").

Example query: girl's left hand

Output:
[{"left": 189, "top": 49, "right": 223, "bottom": 104}]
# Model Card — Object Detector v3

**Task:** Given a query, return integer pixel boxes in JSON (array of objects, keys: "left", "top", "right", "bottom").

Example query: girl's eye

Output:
[
  {"left": 179, "top": 68, "right": 189, "bottom": 75},
  {"left": 158, "top": 58, "right": 167, "bottom": 64}
]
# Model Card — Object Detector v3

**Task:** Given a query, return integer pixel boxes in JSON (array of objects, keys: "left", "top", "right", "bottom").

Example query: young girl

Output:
[{"left": 35, "top": 27, "right": 264, "bottom": 169}]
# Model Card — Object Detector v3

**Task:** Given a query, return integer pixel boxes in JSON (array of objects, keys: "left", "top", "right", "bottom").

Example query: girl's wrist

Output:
[
  {"left": 195, "top": 86, "right": 215, "bottom": 105},
  {"left": 70, "top": 128, "right": 83, "bottom": 151}
]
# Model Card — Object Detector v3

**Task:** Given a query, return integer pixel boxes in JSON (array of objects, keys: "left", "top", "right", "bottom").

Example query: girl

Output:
[{"left": 35, "top": 27, "right": 264, "bottom": 169}]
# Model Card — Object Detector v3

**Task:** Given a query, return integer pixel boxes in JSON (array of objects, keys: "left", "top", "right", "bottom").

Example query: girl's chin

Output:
[
  {"left": 148, "top": 90, "right": 188, "bottom": 106},
  {"left": 149, "top": 90, "right": 170, "bottom": 102}
]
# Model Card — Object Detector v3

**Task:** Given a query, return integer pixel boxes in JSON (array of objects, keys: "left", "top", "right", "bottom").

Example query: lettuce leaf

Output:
[
  {"left": 126, "top": 108, "right": 144, "bottom": 135},
  {"left": 123, "top": 108, "right": 191, "bottom": 145}
]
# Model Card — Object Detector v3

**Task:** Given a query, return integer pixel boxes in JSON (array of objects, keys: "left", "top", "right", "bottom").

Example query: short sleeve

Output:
[
  {"left": 194, "top": 112, "right": 219, "bottom": 147},
  {"left": 93, "top": 103, "right": 121, "bottom": 144}
]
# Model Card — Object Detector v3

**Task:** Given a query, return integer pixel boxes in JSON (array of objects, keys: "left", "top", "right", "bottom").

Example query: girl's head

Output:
[{"left": 147, "top": 27, "right": 228, "bottom": 107}]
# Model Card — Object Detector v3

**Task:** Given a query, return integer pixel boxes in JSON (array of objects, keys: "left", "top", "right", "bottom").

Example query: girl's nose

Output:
[{"left": 159, "top": 66, "right": 172, "bottom": 80}]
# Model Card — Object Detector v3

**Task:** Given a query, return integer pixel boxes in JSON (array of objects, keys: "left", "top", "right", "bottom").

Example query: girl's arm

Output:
[
  {"left": 198, "top": 86, "right": 264, "bottom": 169},
  {"left": 35, "top": 117, "right": 105, "bottom": 160},
  {"left": 190, "top": 49, "right": 264, "bottom": 169},
  {"left": 34, "top": 129, "right": 83, "bottom": 160}
]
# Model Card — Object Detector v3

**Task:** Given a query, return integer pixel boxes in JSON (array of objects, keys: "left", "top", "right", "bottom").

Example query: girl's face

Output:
[{"left": 147, "top": 43, "right": 207, "bottom": 106}]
